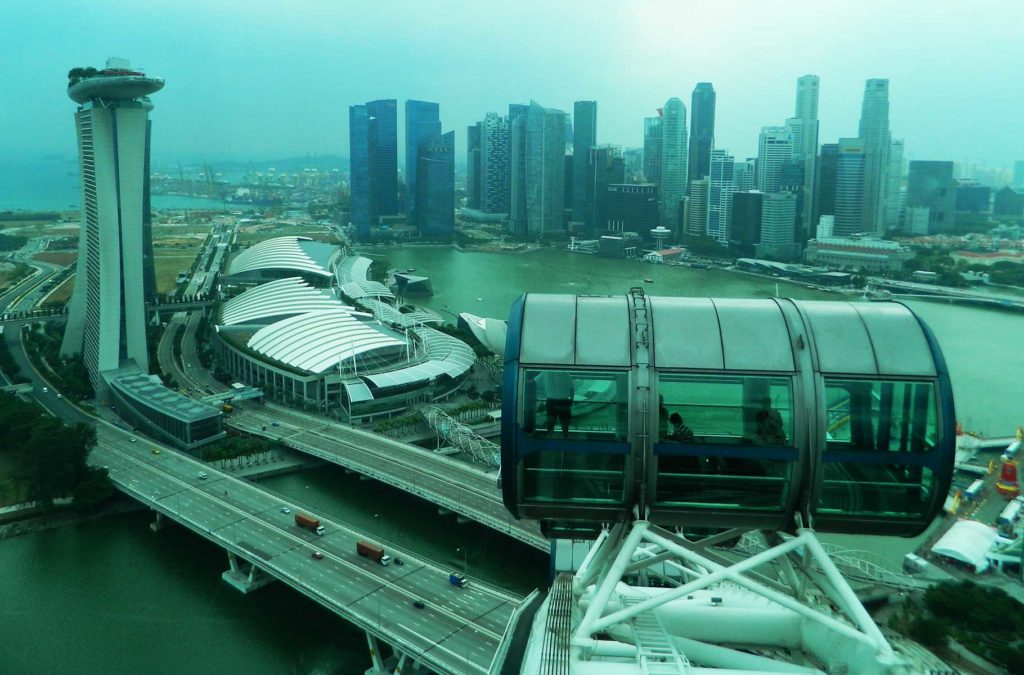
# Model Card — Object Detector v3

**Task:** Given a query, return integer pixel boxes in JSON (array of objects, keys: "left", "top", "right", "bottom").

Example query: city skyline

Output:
[{"left": 3, "top": 0, "right": 1023, "bottom": 167}]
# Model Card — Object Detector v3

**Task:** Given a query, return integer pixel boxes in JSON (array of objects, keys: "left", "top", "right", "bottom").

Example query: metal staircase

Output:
[{"left": 622, "top": 597, "right": 690, "bottom": 674}]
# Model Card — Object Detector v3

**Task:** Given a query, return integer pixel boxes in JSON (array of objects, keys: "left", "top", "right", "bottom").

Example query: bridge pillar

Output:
[
  {"left": 364, "top": 632, "right": 387, "bottom": 674},
  {"left": 149, "top": 512, "right": 167, "bottom": 532},
  {"left": 221, "top": 551, "right": 274, "bottom": 594}
]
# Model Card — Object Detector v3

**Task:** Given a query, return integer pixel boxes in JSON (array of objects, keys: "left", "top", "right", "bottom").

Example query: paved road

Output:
[
  {"left": 93, "top": 427, "right": 520, "bottom": 675},
  {"left": 229, "top": 405, "right": 547, "bottom": 551}
]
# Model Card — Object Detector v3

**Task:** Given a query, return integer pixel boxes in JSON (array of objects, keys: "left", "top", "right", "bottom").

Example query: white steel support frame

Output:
[
  {"left": 570, "top": 520, "right": 909, "bottom": 673},
  {"left": 364, "top": 632, "right": 417, "bottom": 675}
]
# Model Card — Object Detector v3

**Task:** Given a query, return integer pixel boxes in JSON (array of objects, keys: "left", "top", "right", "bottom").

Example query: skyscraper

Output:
[
  {"left": 466, "top": 123, "right": 481, "bottom": 209},
  {"left": 707, "top": 148, "right": 735, "bottom": 244},
  {"left": 349, "top": 99, "right": 398, "bottom": 238},
  {"left": 508, "top": 103, "right": 529, "bottom": 233},
  {"left": 733, "top": 158, "right": 756, "bottom": 193},
  {"left": 480, "top": 113, "right": 510, "bottom": 214},
  {"left": 884, "top": 139, "right": 904, "bottom": 229},
  {"left": 859, "top": 79, "right": 891, "bottom": 234},
  {"left": 813, "top": 143, "right": 839, "bottom": 228},
  {"left": 512, "top": 101, "right": 566, "bottom": 238},
  {"left": 757, "top": 192, "right": 799, "bottom": 260},
  {"left": 688, "top": 83, "right": 715, "bottom": 193},
  {"left": 405, "top": 100, "right": 441, "bottom": 225},
  {"left": 416, "top": 130, "right": 455, "bottom": 239},
  {"left": 793, "top": 75, "right": 820, "bottom": 236},
  {"left": 588, "top": 145, "right": 624, "bottom": 234},
  {"left": 685, "top": 177, "right": 709, "bottom": 239},
  {"left": 61, "top": 58, "right": 163, "bottom": 397},
  {"left": 659, "top": 97, "right": 688, "bottom": 231},
  {"left": 907, "top": 161, "right": 956, "bottom": 235},
  {"left": 835, "top": 138, "right": 866, "bottom": 236},
  {"left": 643, "top": 116, "right": 663, "bottom": 185},
  {"left": 757, "top": 126, "right": 793, "bottom": 193},
  {"left": 572, "top": 101, "right": 597, "bottom": 227},
  {"left": 730, "top": 191, "right": 762, "bottom": 257}
]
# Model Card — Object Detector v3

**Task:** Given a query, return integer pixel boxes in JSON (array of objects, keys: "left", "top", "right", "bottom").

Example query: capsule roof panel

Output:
[
  {"left": 798, "top": 301, "right": 936, "bottom": 377},
  {"left": 519, "top": 295, "right": 631, "bottom": 367},
  {"left": 650, "top": 297, "right": 794, "bottom": 371}
]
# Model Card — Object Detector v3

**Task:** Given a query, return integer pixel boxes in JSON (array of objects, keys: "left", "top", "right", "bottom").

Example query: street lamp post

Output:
[{"left": 457, "top": 546, "right": 468, "bottom": 579}]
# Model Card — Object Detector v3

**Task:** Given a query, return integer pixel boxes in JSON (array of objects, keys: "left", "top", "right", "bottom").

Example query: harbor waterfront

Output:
[{"left": 4, "top": 245, "right": 1022, "bottom": 672}]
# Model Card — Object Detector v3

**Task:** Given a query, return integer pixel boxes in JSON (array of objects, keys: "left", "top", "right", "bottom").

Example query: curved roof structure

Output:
[
  {"left": 340, "top": 280, "right": 395, "bottom": 301},
  {"left": 360, "top": 298, "right": 443, "bottom": 328},
  {"left": 220, "top": 277, "right": 354, "bottom": 326},
  {"left": 458, "top": 312, "right": 508, "bottom": 355},
  {"left": 362, "top": 326, "right": 474, "bottom": 389},
  {"left": 69, "top": 74, "right": 164, "bottom": 104},
  {"left": 931, "top": 520, "right": 995, "bottom": 572},
  {"left": 226, "top": 236, "right": 341, "bottom": 278},
  {"left": 247, "top": 307, "right": 405, "bottom": 375},
  {"left": 336, "top": 256, "right": 373, "bottom": 283}
]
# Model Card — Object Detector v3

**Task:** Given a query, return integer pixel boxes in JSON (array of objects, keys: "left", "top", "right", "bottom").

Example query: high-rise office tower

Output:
[
  {"left": 643, "top": 116, "right": 663, "bottom": 185},
  {"left": 466, "top": 123, "right": 482, "bottom": 209},
  {"left": 572, "top": 101, "right": 597, "bottom": 227},
  {"left": 813, "top": 143, "right": 839, "bottom": 228},
  {"left": 61, "top": 58, "right": 163, "bottom": 397},
  {"left": 757, "top": 126, "right": 793, "bottom": 193},
  {"left": 659, "top": 97, "right": 688, "bottom": 230},
  {"left": 511, "top": 101, "right": 566, "bottom": 238},
  {"left": 605, "top": 183, "right": 658, "bottom": 235},
  {"left": 685, "top": 177, "right": 709, "bottom": 239},
  {"left": 859, "top": 79, "right": 891, "bottom": 234},
  {"left": 707, "top": 148, "right": 735, "bottom": 244},
  {"left": 835, "top": 138, "right": 866, "bottom": 236},
  {"left": 907, "top": 160, "right": 956, "bottom": 235},
  {"left": 884, "top": 139, "right": 904, "bottom": 229},
  {"left": 480, "top": 113, "right": 510, "bottom": 214},
  {"left": 688, "top": 83, "right": 715, "bottom": 193},
  {"left": 508, "top": 104, "right": 529, "bottom": 233},
  {"left": 793, "top": 75, "right": 820, "bottom": 236},
  {"left": 780, "top": 159, "right": 806, "bottom": 245},
  {"left": 588, "top": 145, "right": 624, "bottom": 234},
  {"left": 349, "top": 99, "right": 398, "bottom": 238},
  {"left": 416, "top": 131, "right": 455, "bottom": 238},
  {"left": 730, "top": 191, "right": 762, "bottom": 257},
  {"left": 757, "top": 192, "right": 799, "bottom": 260},
  {"left": 141, "top": 120, "right": 156, "bottom": 302},
  {"left": 733, "top": 158, "right": 756, "bottom": 193},
  {"left": 405, "top": 100, "right": 441, "bottom": 226}
]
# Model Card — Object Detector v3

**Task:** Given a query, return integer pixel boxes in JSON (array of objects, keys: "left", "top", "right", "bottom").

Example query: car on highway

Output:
[
  {"left": 412, "top": 600, "right": 425, "bottom": 609},
  {"left": 56, "top": 394, "right": 63, "bottom": 399},
  {"left": 281, "top": 507, "right": 291, "bottom": 514},
  {"left": 311, "top": 551, "right": 324, "bottom": 560},
  {"left": 271, "top": 422, "right": 280, "bottom": 427},
  {"left": 151, "top": 448, "right": 161, "bottom": 455},
  {"left": 129, "top": 436, "right": 137, "bottom": 442},
  {"left": 198, "top": 472, "right": 209, "bottom": 480},
  {"left": 393, "top": 558, "right": 404, "bottom": 566},
  {"left": 41, "top": 387, "right": 48, "bottom": 393}
]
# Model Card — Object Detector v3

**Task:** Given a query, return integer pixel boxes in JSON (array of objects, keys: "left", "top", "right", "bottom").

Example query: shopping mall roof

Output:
[
  {"left": 220, "top": 277, "right": 354, "bottom": 326},
  {"left": 226, "top": 236, "right": 341, "bottom": 278},
  {"left": 335, "top": 255, "right": 395, "bottom": 300},
  {"left": 246, "top": 306, "right": 405, "bottom": 375}
]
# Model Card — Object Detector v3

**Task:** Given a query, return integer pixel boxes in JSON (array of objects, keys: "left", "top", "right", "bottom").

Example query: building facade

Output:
[
  {"left": 756, "top": 191, "right": 799, "bottom": 260},
  {"left": 480, "top": 113, "right": 510, "bottom": 214},
  {"left": 834, "top": 138, "right": 866, "bottom": 236},
  {"left": 757, "top": 126, "right": 793, "bottom": 193},
  {"left": 416, "top": 130, "right": 455, "bottom": 238},
  {"left": 907, "top": 160, "right": 956, "bottom": 235},
  {"left": 688, "top": 83, "right": 715, "bottom": 194},
  {"left": 793, "top": 75, "right": 820, "bottom": 236},
  {"left": 859, "top": 79, "right": 891, "bottom": 234},
  {"left": 730, "top": 190, "right": 762, "bottom": 257},
  {"left": 61, "top": 59, "right": 163, "bottom": 398},
  {"left": 707, "top": 149, "right": 735, "bottom": 244},
  {"left": 349, "top": 99, "right": 399, "bottom": 238},
  {"left": 604, "top": 183, "right": 658, "bottom": 235},
  {"left": 685, "top": 177, "right": 708, "bottom": 239},
  {"left": 513, "top": 101, "right": 566, "bottom": 238},
  {"left": 659, "top": 97, "right": 688, "bottom": 231},
  {"left": 813, "top": 143, "right": 839, "bottom": 228},
  {"left": 405, "top": 100, "right": 441, "bottom": 226},
  {"left": 572, "top": 101, "right": 597, "bottom": 228},
  {"left": 643, "top": 116, "right": 663, "bottom": 185},
  {"left": 466, "top": 123, "right": 481, "bottom": 209}
]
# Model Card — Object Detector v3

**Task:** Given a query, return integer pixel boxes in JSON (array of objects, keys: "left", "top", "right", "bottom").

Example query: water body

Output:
[{"left": 4, "top": 245, "right": 1023, "bottom": 671}]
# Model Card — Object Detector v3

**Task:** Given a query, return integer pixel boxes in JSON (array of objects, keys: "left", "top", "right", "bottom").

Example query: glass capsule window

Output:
[
  {"left": 819, "top": 379, "right": 939, "bottom": 518},
  {"left": 657, "top": 374, "right": 794, "bottom": 446},
  {"left": 521, "top": 451, "right": 627, "bottom": 505},
  {"left": 653, "top": 374, "right": 795, "bottom": 511},
  {"left": 521, "top": 369, "right": 628, "bottom": 442}
]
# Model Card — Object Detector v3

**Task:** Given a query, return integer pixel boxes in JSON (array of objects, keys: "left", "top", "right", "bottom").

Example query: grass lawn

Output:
[
  {"left": 154, "top": 255, "right": 195, "bottom": 294},
  {"left": 42, "top": 276, "right": 75, "bottom": 306},
  {"left": 33, "top": 251, "right": 78, "bottom": 266}
]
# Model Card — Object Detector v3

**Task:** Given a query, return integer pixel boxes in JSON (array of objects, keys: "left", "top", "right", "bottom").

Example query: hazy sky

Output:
[{"left": 3, "top": 0, "right": 1022, "bottom": 166}]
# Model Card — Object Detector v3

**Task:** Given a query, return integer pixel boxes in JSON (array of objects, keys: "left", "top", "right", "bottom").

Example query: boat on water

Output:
[{"left": 643, "top": 278, "right": 654, "bottom": 284}]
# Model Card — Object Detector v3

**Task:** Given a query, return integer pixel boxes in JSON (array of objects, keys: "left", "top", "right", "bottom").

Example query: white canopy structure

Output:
[
  {"left": 930, "top": 519, "right": 996, "bottom": 572},
  {"left": 220, "top": 277, "right": 353, "bottom": 326},
  {"left": 226, "top": 236, "right": 340, "bottom": 278}
]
